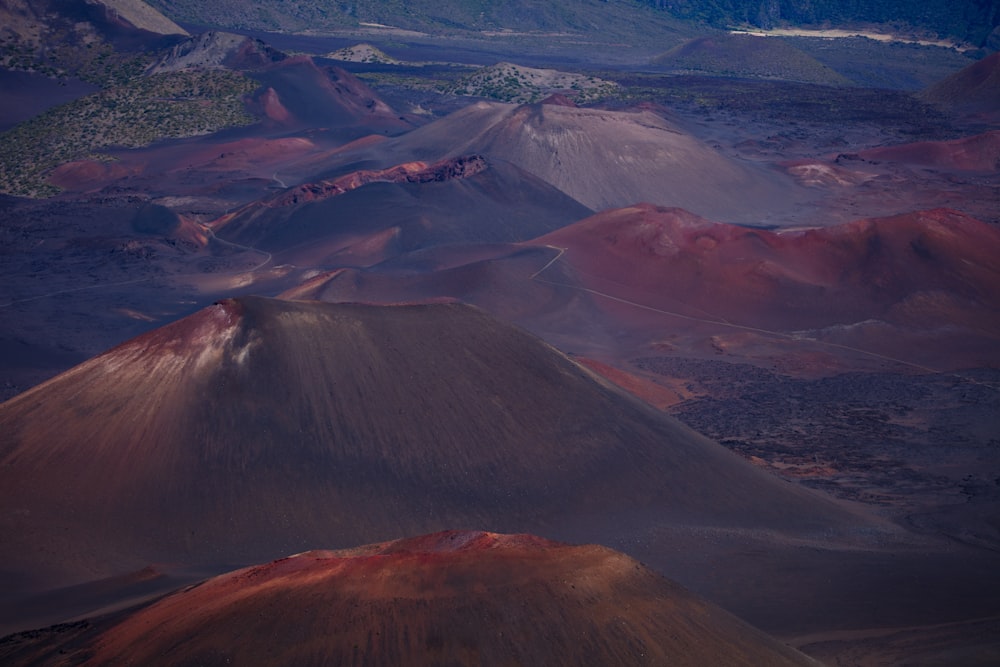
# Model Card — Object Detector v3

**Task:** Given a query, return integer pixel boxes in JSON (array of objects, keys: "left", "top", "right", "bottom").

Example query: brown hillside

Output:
[
  {"left": 0, "top": 532, "right": 818, "bottom": 667},
  {"left": 921, "top": 52, "right": 1000, "bottom": 115},
  {"left": 858, "top": 130, "right": 1000, "bottom": 171}
]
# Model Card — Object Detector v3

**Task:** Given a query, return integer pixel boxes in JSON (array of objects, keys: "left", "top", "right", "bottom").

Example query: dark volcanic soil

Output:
[
  {"left": 0, "top": 71, "right": 98, "bottom": 132},
  {"left": 637, "top": 357, "right": 1000, "bottom": 544}
]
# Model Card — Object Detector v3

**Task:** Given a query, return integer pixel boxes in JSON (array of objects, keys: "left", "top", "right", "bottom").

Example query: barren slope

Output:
[
  {"left": 0, "top": 296, "right": 902, "bottom": 636},
  {"left": 210, "top": 155, "right": 593, "bottom": 266},
  {"left": 337, "top": 100, "right": 807, "bottom": 221},
  {"left": 857, "top": 130, "right": 1000, "bottom": 172},
  {"left": 921, "top": 52, "right": 1000, "bottom": 117},
  {"left": 0, "top": 297, "right": 867, "bottom": 581},
  {"left": 0, "top": 532, "right": 817, "bottom": 667}
]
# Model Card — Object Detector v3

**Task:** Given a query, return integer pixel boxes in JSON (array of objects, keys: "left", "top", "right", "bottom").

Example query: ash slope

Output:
[
  {"left": 211, "top": 155, "right": 593, "bottom": 266},
  {"left": 1, "top": 531, "right": 816, "bottom": 667},
  {"left": 0, "top": 297, "right": 870, "bottom": 592},
  {"left": 921, "top": 52, "right": 1000, "bottom": 118},
  {"left": 320, "top": 100, "right": 806, "bottom": 221}
]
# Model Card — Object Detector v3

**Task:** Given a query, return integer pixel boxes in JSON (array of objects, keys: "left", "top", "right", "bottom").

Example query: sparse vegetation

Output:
[
  {"left": 641, "top": 0, "right": 1000, "bottom": 47},
  {"left": 325, "top": 43, "right": 400, "bottom": 64},
  {"left": 144, "top": 0, "right": 1000, "bottom": 48},
  {"left": 441, "top": 62, "right": 620, "bottom": 104},
  {"left": 0, "top": 33, "right": 154, "bottom": 87},
  {"left": 653, "top": 34, "right": 853, "bottom": 86},
  {"left": 0, "top": 70, "right": 257, "bottom": 197},
  {"left": 605, "top": 73, "right": 953, "bottom": 136}
]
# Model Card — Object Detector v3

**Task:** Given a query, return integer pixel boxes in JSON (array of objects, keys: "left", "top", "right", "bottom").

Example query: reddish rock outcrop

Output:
[
  {"left": 269, "top": 154, "right": 488, "bottom": 207},
  {"left": 858, "top": 130, "right": 1000, "bottom": 172}
]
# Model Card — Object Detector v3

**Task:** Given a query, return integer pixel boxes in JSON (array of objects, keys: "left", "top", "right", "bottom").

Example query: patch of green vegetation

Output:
[
  {"left": 145, "top": 0, "right": 693, "bottom": 46},
  {"left": 356, "top": 70, "right": 461, "bottom": 92},
  {"left": 0, "top": 70, "right": 257, "bottom": 198},
  {"left": 653, "top": 34, "right": 852, "bottom": 86},
  {"left": 0, "top": 34, "right": 154, "bottom": 87},
  {"left": 606, "top": 72, "right": 953, "bottom": 136},
  {"left": 440, "top": 62, "right": 620, "bottom": 104}
]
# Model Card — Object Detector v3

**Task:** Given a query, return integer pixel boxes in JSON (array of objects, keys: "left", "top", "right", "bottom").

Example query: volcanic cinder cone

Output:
[
  {"left": 343, "top": 100, "right": 806, "bottom": 221},
  {"left": 210, "top": 154, "right": 592, "bottom": 267},
  {"left": 0, "top": 296, "right": 866, "bottom": 580},
  {"left": 921, "top": 51, "right": 1000, "bottom": 117},
  {"left": 0, "top": 531, "right": 818, "bottom": 667},
  {"left": 0, "top": 296, "right": 886, "bottom": 633}
]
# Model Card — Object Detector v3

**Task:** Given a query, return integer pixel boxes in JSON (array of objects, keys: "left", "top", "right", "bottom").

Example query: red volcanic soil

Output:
[
  {"left": 0, "top": 532, "right": 816, "bottom": 666},
  {"left": 534, "top": 204, "right": 1000, "bottom": 369},
  {"left": 185, "top": 136, "right": 318, "bottom": 173},
  {"left": 265, "top": 154, "right": 488, "bottom": 207},
  {"left": 574, "top": 356, "right": 687, "bottom": 409},
  {"left": 46, "top": 159, "right": 138, "bottom": 192},
  {"left": 922, "top": 51, "right": 1000, "bottom": 117},
  {"left": 258, "top": 85, "right": 291, "bottom": 122},
  {"left": 858, "top": 130, "right": 1000, "bottom": 172}
]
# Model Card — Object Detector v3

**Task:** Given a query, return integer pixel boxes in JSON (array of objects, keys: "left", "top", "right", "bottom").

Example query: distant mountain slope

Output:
[
  {"left": 645, "top": 0, "right": 1000, "bottom": 47},
  {"left": 0, "top": 531, "right": 818, "bottom": 667},
  {"left": 653, "top": 34, "right": 852, "bottom": 85},
  {"left": 94, "top": 0, "right": 189, "bottom": 37},
  {"left": 144, "top": 0, "right": 691, "bottom": 40},
  {"left": 143, "top": 0, "right": 998, "bottom": 46},
  {"left": 350, "top": 100, "right": 807, "bottom": 220},
  {"left": 921, "top": 52, "right": 1000, "bottom": 115},
  {"left": 147, "top": 31, "right": 286, "bottom": 73},
  {"left": 0, "top": 0, "right": 185, "bottom": 66}
]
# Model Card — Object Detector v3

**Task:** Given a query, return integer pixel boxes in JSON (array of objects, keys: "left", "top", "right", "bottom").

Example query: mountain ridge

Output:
[{"left": 142, "top": 0, "right": 998, "bottom": 47}]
